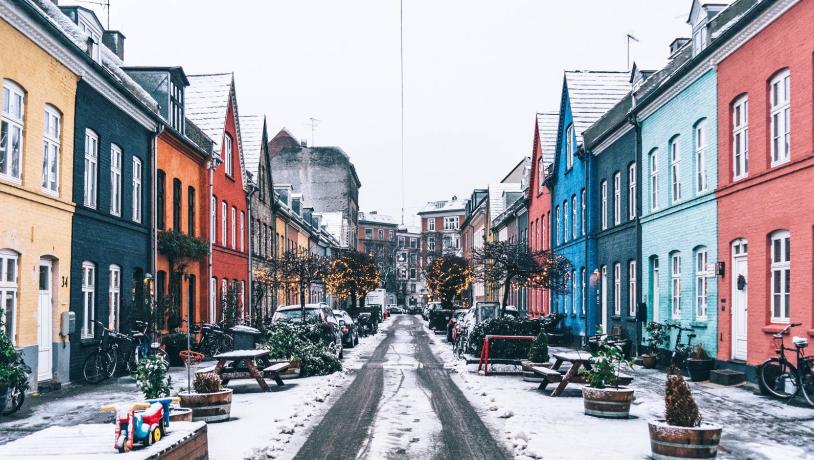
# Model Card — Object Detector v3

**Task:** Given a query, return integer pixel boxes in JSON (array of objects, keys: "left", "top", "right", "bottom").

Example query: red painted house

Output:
[
  {"left": 186, "top": 73, "right": 249, "bottom": 322},
  {"left": 527, "top": 112, "right": 557, "bottom": 318},
  {"left": 715, "top": 0, "right": 814, "bottom": 369}
]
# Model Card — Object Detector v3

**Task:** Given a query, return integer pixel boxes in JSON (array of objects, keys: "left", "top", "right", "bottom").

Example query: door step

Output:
[
  {"left": 36, "top": 380, "right": 62, "bottom": 393},
  {"left": 710, "top": 369, "right": 745, "bottom": 386}
]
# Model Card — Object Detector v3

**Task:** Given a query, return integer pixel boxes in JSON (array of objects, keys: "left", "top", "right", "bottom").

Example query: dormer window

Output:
[
  {"left": 692, "top": 25, "right": 708, "bottom": 56},
  {"left": 78, "top": 18, "right": 102, "bottom": 62},
  {"left": 170, "top": 79, "right": 184, "bottom": 132}
]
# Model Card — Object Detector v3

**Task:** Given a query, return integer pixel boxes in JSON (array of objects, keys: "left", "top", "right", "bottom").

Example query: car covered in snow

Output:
[{"left": 272, "top": 303, "right": 344, "bottom": 358}]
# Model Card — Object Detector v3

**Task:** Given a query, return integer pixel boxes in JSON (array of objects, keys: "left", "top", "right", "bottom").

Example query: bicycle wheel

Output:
[
  {"left": 216, "top": 334, "right": 234, "bottom": 355},
  {"left": 799, "top": 368, "right": 814, "bottom": 408},
  {"left": 758, "top": 358, "right": 798, "bottom": 399},
  {"left": 105, "top": 346, "right": 118, "bottom": 378},
  {"left": 1, "top": 385, "right": 25, "bottom": 415},
  {"left": 83, "top": 351, "right": 107, "bottom": 384}
]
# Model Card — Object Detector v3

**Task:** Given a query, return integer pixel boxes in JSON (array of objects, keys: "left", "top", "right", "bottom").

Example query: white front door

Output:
[
  {"left": 652, "top": 258, "right": 660, "bottom": 323},
  {"left": 732, "top": 241, "right": 748, "bottom": 361},
  {"left": 37, "top": 259, "right": 53, "bottom": 382}
]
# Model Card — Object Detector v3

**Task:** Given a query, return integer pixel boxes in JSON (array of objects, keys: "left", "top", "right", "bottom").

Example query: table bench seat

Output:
[
  {"left": 530, "top": 366, "right": 563, "bottom": 382},
  {"left": 263, "top": 362, "right": 291, "bottom": 374}
]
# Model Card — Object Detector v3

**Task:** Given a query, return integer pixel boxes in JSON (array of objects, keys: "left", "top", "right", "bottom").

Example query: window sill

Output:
[
  {"left": 625, "top": 317, "right": 637, "bottom": 323},
  {"left": 0, "top": 175, "right": 22, "bottom": 185},
  {"left": 611, "top": 315, "right": 622, "bottom": 320},
  {"left": 762, "top": 324, "right": 790, "bottom": 334},
  {"left": 80, "top": 338, "right": 98, "bottom": 346},
  {"left": 690, "top": 321, "right": 708, "bottom": 328}
]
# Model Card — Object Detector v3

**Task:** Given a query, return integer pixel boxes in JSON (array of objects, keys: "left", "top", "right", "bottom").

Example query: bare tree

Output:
[
  {"left": 258, "top": 248, "right": 329, "bottom": 317},
  {"left": 425, "top": 254, "right": 473, "bottom": 308}
]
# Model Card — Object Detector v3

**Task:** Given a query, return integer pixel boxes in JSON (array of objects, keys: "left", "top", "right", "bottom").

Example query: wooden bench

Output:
[
  {"left": 262, "top": 362, "right": 291, "bottom": 386},
  {"left": 531, "top": 366, "right": 563, "bottom": 391}
]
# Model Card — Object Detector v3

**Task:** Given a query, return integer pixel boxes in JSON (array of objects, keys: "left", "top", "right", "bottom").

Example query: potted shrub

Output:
[
  {"left": 641, "top": 322, "right": 667, "bottom": 369},
  {"left": 649, "top": 369, "right": 722, "bottom": 459},
  {"left": 521, "top": 332, "right": 551, "bottom": 382},
  {"left": 686, "top": 343, "right": 715, "bottom": 382},
  {"left": 178, "top": 372, "right": 233, "bottom": 422},
  {"left": 161, "top": 333, "right": 187, "bottom": 367},
  {"left": 0, "top": 329, "right": 30, "bottom": 414},
  {"left": 580, "top": 335, "right": 635, "bottom": 419}
]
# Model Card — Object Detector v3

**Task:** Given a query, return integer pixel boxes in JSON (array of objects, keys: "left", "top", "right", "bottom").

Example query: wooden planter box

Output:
[
  {"left": 169, "top": 407, "right": 193, "bottom": 422},
  {"left": 582, "top": 387, "right": 634, "bottom": 419},
  {"left": 178, "top": 389, "right": 233, "bottom": 423},
  {"left": 648, "top": 420, "right": 722, "bottom": 459}
]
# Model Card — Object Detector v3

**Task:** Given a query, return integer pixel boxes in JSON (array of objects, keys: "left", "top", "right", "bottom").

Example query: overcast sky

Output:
[{"left": 87, "top": 0, "right": 693, "bottom": 227}]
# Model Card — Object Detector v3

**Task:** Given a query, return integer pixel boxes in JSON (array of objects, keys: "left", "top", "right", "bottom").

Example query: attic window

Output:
[
  {"left": 169, "top": 79, "right": 184, "bottom": 132},
  {"left": 692, "top": 25, "right": 708, "bottom": 56},
  {"left": 79, "top": 18, "right": 102, "bottom": 62}
]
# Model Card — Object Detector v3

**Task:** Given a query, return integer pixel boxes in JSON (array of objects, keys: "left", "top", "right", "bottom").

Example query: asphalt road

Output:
[{"left": 293, "top": 315, "right": 509, "bottom": 460}]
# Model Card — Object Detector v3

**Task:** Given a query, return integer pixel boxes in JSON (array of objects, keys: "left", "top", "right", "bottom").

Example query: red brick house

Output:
[
  {"left": 715, "top": 0, "right": 814, "bottom": 368},
  {"left": 527, "top": 112, "right": 557, "bottom": 318},
  {"left": 187, "top": 73, "right": 249, "bottom": 322}
]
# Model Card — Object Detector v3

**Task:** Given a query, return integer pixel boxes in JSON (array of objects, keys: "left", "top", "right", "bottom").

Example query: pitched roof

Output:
[
  {"left": 239, "top": 115, "right": 265, "bottom": 178},
  {"left": 488, "top": 182, "right": 522, "bottom": 221},
  {"left": 186, "top": 73, "right": 233, "bottom": 150},
  {"left": 536, "top": 112, "right": 559, "bottom": 167},
  {"left": 358, "top": 212, "right": 398, "bottom": 226},
  {"left": 418, "top": 197, "right": 467, "bottom": 215},
  {"left": 564, "top": 70, "right": 630, "bottom": 138}
]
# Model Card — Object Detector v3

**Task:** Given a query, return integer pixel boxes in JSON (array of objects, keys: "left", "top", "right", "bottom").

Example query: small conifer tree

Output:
[
  {"left": 665, "top": 369, "right": 701, "bottom": 427},
  {"left": 527, "top": 331, "right": 550, "bottom": 363}
]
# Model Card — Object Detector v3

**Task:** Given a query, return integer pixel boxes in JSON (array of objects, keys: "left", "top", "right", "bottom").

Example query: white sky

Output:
[{"left": 84, "top": 0, "right": 693, "bottom": 227}]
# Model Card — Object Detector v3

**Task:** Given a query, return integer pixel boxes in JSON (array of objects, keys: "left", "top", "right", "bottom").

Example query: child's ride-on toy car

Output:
[{"left": 101, "top": 397, "right": 179, "bottom": 453}]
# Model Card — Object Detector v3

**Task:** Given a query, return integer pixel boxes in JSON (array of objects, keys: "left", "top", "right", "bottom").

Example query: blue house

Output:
[
  {"left": 46, "top": 5, "right": 161, "bottom": 380},
  {"left": 548, "top": 71, "right": 629, "bottom": 342}
]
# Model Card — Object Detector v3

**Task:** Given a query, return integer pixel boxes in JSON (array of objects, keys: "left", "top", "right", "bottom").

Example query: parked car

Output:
[
  {"left": 272, "top": 303, "right": 343, "bottom": 358},
  {"left": 333, "top": 310, "right": 359, "bottom": 348},
  {"left": 423, "top": 301, "right": 442, "bottom": 321},
  {"left": 407, "top": 304, "right": 422, "bottom": 315},
  {"left": 503, "top": 305, "right": 520, "bottom": 318}
]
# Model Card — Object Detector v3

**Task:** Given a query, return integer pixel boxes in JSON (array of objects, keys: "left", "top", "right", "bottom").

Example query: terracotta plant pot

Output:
[
  {"left": 520, "top": 360, "right": 552, "bottom": 382},
  {"left": 169, "top": 407, "right": 193, "bottom": 422},
  {"left": 582, "top": 386, "right": 635, "bottom": 419},
  {"left": 642, "top": 354, "right": 658, "bottom": 369},
  {"left": 178, "top": 388, "right": 233, "bottom": 422},
  {"left": 648, "top": 420, "right": 722, "bottom": 459},
  {"left": 687, "top": 359, "right": 715, "bottom": 382}
]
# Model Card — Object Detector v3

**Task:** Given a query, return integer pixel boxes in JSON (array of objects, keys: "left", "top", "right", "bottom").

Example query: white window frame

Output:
[
  {"left": 224, "top": 134, "right": 233, "bottom": 176},
  {"left": 670, "top": 137, "right": 682, "bottom": 202},
  {"left": 132, "top": 157, "right": 142, "bottom": 223},
  {"left": 81, "top": 261, "right": 96, "bottom": 339},
  {"left": 732, "top": 95, "right": 749, "bottom": 180},
  {"left": 581, "top": 189, "right": 586, "bottom": 235},
  {"left": 1, "top": 80, "right": 25, "bottom": 182},
  {"left": 42, "top": 105, "right": 60, "bottom": 194},
  {"left": 563, "top": 200, "right": 569, "bottom": 242},
  {"left": 240, "top": 211, "right": 245, "bottom": 252},
  {"left": 0, "top": 249, "right": 19, "bottom": 345},
  {"left": 378, "top": 229, "right": 384, "bottom": 240},
  {"left": 210, "top": 197, "right": 216, "bottom": 241},
  {"left": 695, "top": 121, "right": 708, "bottom": 193},
  {"left": 600, "top": 180, "right": 608, "bottom": 230},
  {"left": 231, "top": 207, "right": 237, "bottom": 249},
  {"left": 108, "top": 265, "right": 120, "bottom": 331},
  {"left": 628, "top": 163, "right": 636, "bottom": 220},
  {"left": 571, "top": 195, "right": 577, "bottom": 238},
  {"left": 671, "top": 253, "right": 682, "bottom": 319},
  {"left": 581, "top": 267, "right": 586, "bottom": 315},
  {"left": 566, "top": 124, "right": 574, "bottom": 170},
  {"left": 769, "top": 70, "right": 790, "bottom": 166},
  {"left": 221, "top": 201, "right": 227, "bottom": 246},
  {"left": 427, "top": 236, "right": 435, "bottom": 252},
  {"left": 571, "top": 270, "right": 577, "bottom": 315},
  {"left": 110, "top": 144, "right": 122, "bottom": 216},
  {"left": 555, "top": 206, "right": 561, "bottom": 245},
  {"left": 444, "top": 216, "right": 459, "bottom": 230},
  {"left": 629, "top": 260, "right": 637, "bottom": 316},
  {"left": 613, "top": 263, "right": 621, "bottom": 316},
  {"left": 537, "top": 157, "right": 544, "bottom": 192},
  {"left": 695, "top": 249, "right": 708, "bottom": 320},
  {"left": 600, "top": 265, "right": 607, "bottom": 320},
  {"left": 770, "top": 230, "right": 790, "bottom": 322},
  {"left": 650, "top": 150, "right": 659, "bottom": 211},
  {"left": 428, "top": 218, "right": 435, "bottom": 231},
  {"left": 613, "top": 172, "right": 621, "bottom": 225},
  {"left": 84, "top": 129, "right": 98, "bottom": 208}
]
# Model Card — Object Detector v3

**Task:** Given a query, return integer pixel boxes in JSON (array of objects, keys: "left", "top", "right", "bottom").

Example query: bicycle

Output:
[
  {"left": 116, "top": 320, "right": 166, "bottom": 374},
  {"left": 757, "top": 322, "right": 814, "bottom": 407},
  {"left": 665, "top": 322, "right": 696, "bottom": 370},
  {"left": 82, "top": 320, "right": 121, "bottom": 384},
  {"left": 1, "top": 353, "right": 31, "bottom": 415},
  {"left": 185, "top": 321, "right": 234, "bottom": 357}
]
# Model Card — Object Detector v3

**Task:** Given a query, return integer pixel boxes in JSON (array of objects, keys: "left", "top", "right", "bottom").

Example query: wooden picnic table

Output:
[
  {"left": 549, "top": 351, "right": 594, "bottom": 397},
  {"left": 208, "top": 349, "right": 286, "bottom": 392}
]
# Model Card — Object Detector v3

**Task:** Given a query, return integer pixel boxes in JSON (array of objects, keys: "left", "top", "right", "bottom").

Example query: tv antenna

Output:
[
  {"left": 306, "top": 117, "right": 320, "bottom": 147},
  {"left": 626, "top": 33, "right": 639, "bottom": 70},
  {"left": 400, "top": 0, "right": 406, "bottom": 226},
  {"left": 76, "top": 0, "right": 111, "bottom": 28}
]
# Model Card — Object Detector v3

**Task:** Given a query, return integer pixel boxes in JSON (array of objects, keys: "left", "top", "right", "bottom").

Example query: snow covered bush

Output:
[
  {"left": 467, "top": 314, "right": 563, "bottom": 358},
  {"left": 665, "top": 369, "right": 701, "bottom": 427},
  {"left": 260, "top": 320, "right": 341, "bottom": 377},
  {"left": 135, "top": 354, "right": 171, "bottom": 399}
]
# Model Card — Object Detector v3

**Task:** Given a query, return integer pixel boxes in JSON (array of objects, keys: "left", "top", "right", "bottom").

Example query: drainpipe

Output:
[
  {"left": 152, "top": 124, "right": 165, "bottom": 288},
  {"left": 581, "top": 144, "right": 590, "bottom": 343},
  {"left": 207, "top": 150, "right": 222, "bottom": 322},
  {"left": 627, "top": 111, "right": 642, "bottom": 356},
  {"left": 246, "top": 174, "right": 259, "bottom": 323}
]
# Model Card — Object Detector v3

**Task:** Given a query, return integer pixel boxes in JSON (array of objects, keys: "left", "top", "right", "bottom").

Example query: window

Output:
[
  {"left": 444, "top": 216, "right": 459, "bottom": 230},
  {"left": 170, "top": 79, "right": 184, "bottom": 132},
  {"left": 187, "top": 274, "right": 196, "bottom": 325},
  {"left": 670, "top": 137, "right": 682, "bottom": 202},
  {"left": 231, "top": 207, "right": 237, "bottom": 249},
  {"left": 652, "top": 257, "right": 660, "bottom": 321},
  {"left": 108, "top": 265, "right": 120, "bottom": 331},
  {"left": 565, "top": 123, "right": 574, "bottom": 169},
  {"left": 571, "top": 195, "right": 577, "bottom": 238},
  {"left": 769, "top": 70, "right": 790, "bottom": 166},
  {"left": 770, "top": 230, "right": 790, "bottom": 322},
  {"left": 78, "top": 18, "right": 101, "bottom": 61},
  {"left": 378, "top": 229, "right": 384, "bottom": 240},
  {"left": 81, "top": 261, "right": 96, "bottom": 338},
  {"left": 223, "top": 134, "right": 233, "bottom": 176},
  {"left": 240, "top": 211, "right": 245, "bottom": 252},
  {"left": 210, "top": 196, "right": 216, "bottom": 241},
  {"left": 209, "top": 277, "right": 216, "bottom": 321},
  {"left": 221, "top": 201, "right": 227, "bottom": 246},
  {"left": 172, "top": 178, "right": 181, "bottom": 231},
  {"left": 555, "top": 206, "right": 561, "bottom": 245},
  {"left": 365, "top": 228, "right": 373, "bottom": 239},
  {"left": 732, "top": 95, "right": 748, "bottom": 180},
  {"left": 628, "top": 163, "right": 636, "bottom": 220},
  {"left": 188, "top": 187, "right": 196, "bottom": 236},
  {"left": 156, "top": 170, "right": 166, "bottom": 229},
  {"left": 571, "top": 270, "right": 577, "bottom": 315},
  {"left": 537, "top": 157, "right": 544, "bottom": 192},
  {"left": 600, "top": 180, "right": 608, "bottom": 230},
  {"left": 581, "top": 267, "right": 586, "bottom": 315},
  {"left": 695, "top": 249, "right": 708, "bottom": 319},
  {"left": 427, "top": 236, "right": 435, "bottom": 251},
  {"left": 671, "top": 253, "right": 682, "bottom": 319},
  {"left": 600, "top": 265, "right": 607, "bottom": 320},
  {"left": 628, "top": 261, "right": 636, "bottom": 316},
  {"left": 613, "top": 172, "right": 621, "bottom": 225},
  {"left": 695, "top": 121, "right": 708, "bottom": 193},
  {"left": 410, "top": 268, "right": 416, "bottom": 279},
  {"left": 613, "top": 263, "right": 621, "bottom": 316},
  {"left": 581, "top": 189, "right": 586, "bottom": 236},
  {"left": 410, "top": 238, "right": 417, "bottom": 249},
  {"left": 84, "top": 129, "right": 98, "bottom": 208},
  {"left": 563, "top": 200, "right": 569, "bottom": 242},
  {"left": 0, "top": 250, "right": 18, "bottom": 344},
  {"left": 427, "top": 219, "right": 435, "bottom": 231},
  {"left": 1, "top": 80, "right": 24, "bottom": 181},
  {"left": 42, "top": 106, "right": 60, "bottom": 193},
  {"left": 399, "top": 237, "right": 405, "bottom": 248},
  {"left": 132, "top": 157, "right": 142, "bottom": 223},
  {"left": 649, "top": 150, "right": 659, "bottom": 211}
]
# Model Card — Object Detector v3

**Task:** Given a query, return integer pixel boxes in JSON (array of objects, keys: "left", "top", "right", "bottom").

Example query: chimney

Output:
[
  {"left": 669, "top": 38, "right": 690, "bottom": 58},
  {"left": 300, "top": 139, "right": 308, "bottom": 147},
  {"left": 370, "top": 211, "right": 377, "bottom": 215},
  {"left": 102, "top": 30, "right": 126, "bottom": 61}
]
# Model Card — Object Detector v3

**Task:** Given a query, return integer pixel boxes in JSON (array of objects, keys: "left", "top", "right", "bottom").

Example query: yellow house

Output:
[{"left": 0, "top": 9, "right": 79, "bottom": 386}]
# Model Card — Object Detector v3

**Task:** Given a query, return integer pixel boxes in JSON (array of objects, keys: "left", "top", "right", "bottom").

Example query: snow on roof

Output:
[
  {"left": 564, "top": 71, "right": 630, "bottom": 139},
  {"left": 536, "top": 112, "right": 558, "bottom": 167},
  {"left": 488, "top": 182, "right": 522, "bottom": 221},
  {"left": 186, "top": 73, "right": 233, "bottom": 149},
  {"left": 239, "top": 114, "right": 265, "bottom": 178},
  {"left": 358, "top": 212, "right": 398, "bottom": 226},
  {"left": 417, "top": 198, "right": 467, "bottom": 215}
]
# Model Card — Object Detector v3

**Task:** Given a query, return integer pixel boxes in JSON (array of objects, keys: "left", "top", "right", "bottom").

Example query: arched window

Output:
[
  {"left": 694, "top": 119, "right": 708, "bottom": 193},
  {"left": 1, "top": 80, "right": 25, "bottom": 181},
  {"left": 223, "top": 134, "right": 234, "bottom": 176},
  {"left": 108, "top": 265, "right": 121, "bottom": 331},
  {"left": 613, "top": 172, "right": 621, "bottom": 225},
  {"left": 770, "top": 230, "right": 790, "bottom": 322},
  {"left": 694, "top": 247, "right": 708, "bottom": 319},
  {"left": 537, "top": 157, "right": 544, "bottom": 192},
  {"left": 42, "top": 105, "right": 61, "bottom": 193},
  {"left": 563, "top": 200, "right": 569, "bottom": 242},
  {"left": 0, "top": 249, "right": 19, "bottom": 344},
  {"left": 580, "top": 189, "right": 586, "bottom": 235},
  {"left": 600, "top": 180, "right": 608, "bottom": 230},
  {"left": 649, "top": 149, "right": 659, "bottom": 211},
  {"left": 613, "top": 263, "right": 621, "bottom": 316},
  {"left": 769, "top": 69, "right": 790, "bottom": 166},
  {"left": 732, "top": 94, "right": 748, "bottom": 180},
  {"left": 110, "top": 144, "right": 122, "bottom": 216},
  {"left": 132, "top": 157, "right": 142, "bottom": 223},
  {"left": 565, "top": 124, "right": 574, "bottom": 169},
  {"left": 628, "top": 163, "right": 636, "bottom": 220},
  {"left": 83, "top": 129, "right": 98, "bottom": 208},
  {"left": 670, "top": 252, "right": 682, "bottom": 319},
  {"left": 670, "top": 136, "right": 682, "bottom": 202},
  {"left": 81, "top": 261, "right": 96, "bottom": 338},
  {"left": 555, "top": 206, "right": 561, "bottom": 245},
  {"left": 571, "top": 195, "right": 577, "bottom": 237},
  {"left": 628, "top": 260, "right": 637, "bottom": 316}
]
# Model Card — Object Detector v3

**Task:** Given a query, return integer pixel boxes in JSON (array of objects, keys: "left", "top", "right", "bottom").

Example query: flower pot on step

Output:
[
  {"left": 581, "top": 386, "right": 634, "bottom": 419},
  {"left": 178, "top": 388, "right": 233, "bottom": 422},
  {"left": 520, "top": 360, "right": 551, "bottom": 382},
  {"left": 641, "top": 354, "right": 658, "bottom": 369},
  {"left": 648, "top": 419, "right": 722, "bottom": 459},
  {"left": 687, "top": 358, "right": 715, "bottom": 382}
]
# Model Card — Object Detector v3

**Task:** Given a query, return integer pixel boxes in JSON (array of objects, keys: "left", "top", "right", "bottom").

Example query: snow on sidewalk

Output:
[{"left": 424, "top": 328, "right": 814, "bottom": 460}]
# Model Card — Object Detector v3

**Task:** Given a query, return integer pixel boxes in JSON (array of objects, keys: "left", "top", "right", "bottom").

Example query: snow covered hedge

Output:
[
  {"left": 467, "top": 314, "right": 564, "bottom": 359},
  {"left": 260, "top": 321, "right": 341, "bottom": 377}
]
